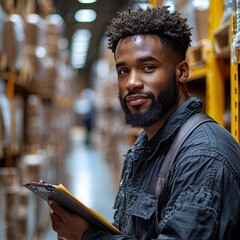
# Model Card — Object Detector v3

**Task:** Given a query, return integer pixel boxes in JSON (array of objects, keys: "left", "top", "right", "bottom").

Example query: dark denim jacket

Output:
[{"left": 83, "top": 97, "right": 240, "bottom": 240}]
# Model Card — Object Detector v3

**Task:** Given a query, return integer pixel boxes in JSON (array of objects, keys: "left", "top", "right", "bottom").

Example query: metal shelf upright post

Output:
[
  {"left": 230, "top": 12, "right": 240, "bottom": 143},
  {"left": 206, "top": 0, "right": 225, "bottom": 127}
]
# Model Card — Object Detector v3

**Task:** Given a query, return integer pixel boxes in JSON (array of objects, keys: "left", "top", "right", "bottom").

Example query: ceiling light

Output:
[
  {"left": 72, "top": 42, "right": 89, "bottom": 51},
  {"left": 75, "top": 9, "right": 97, "bottom": 22},
  {"left": 71, "top": 29, "right": 92, "bottom": 69},
  {"left": 78, "top": 0, "right": 97, "bottom": 3},
  {"left": 73, "top": 29, "right": 92, "bottom": 40}
]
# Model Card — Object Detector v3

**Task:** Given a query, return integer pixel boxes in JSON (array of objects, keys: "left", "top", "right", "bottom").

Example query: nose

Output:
[{"left": 125, "top": 70, "right": 143, "bottom": 91}]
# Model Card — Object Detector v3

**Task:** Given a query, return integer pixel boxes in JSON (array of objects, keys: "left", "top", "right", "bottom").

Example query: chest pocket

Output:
[{"left": 132, "top": 191, "right": 159, "bottom": 239}]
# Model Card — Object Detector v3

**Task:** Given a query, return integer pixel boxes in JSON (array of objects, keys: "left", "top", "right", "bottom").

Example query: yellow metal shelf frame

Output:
[{"left": 230, "top": 14, "right": 240, "bottom": 143}]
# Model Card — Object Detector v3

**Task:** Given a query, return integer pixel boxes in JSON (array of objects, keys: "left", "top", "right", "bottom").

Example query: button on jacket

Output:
[{"left": 83, "top": 97, "right": 240, "bottom": 240}]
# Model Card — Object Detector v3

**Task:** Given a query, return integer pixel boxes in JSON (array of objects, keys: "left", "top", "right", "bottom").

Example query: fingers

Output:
[
  {"left": 50, "top": 211, "right": 64, "bottom": 232},
  {"left": 48, "top": 199, "right": 61, "bottom": 211},
  {"left": 48, "top": 199, "right": 66, "bottom": 224},
  {"left": 48, "top": 199, "right": 91, "bottom": 239}
]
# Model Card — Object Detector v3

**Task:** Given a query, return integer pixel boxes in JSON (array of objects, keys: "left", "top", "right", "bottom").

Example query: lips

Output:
[{"left": 126, "top": 94, "right": 149, "bottom": 107}]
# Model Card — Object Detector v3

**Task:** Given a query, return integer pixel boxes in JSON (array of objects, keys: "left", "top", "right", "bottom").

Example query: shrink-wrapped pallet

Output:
[
  {"left": 175, "top": 0, "right": 208, "bottom": 46},
  {"left": 0, "top": 81, "right": 11, "bottom": 150},
  {"left": 0, "top": 105, "right": 2, "bottom": 158},
  {"left": 23, "top": 13, "right": 46, "bottom": 84},
  {"left": 0, "top": 167, "right": 19, "bottom": 187},
  {"left": 25, "top": 14, "right": 45, "bottom": 47},
  {"left": 0, "top": 167, "right": 20, "bottom": 240},
  {"left": 38, "top": 56, "right": 57, "bottom": 96},
  {"left": 17, "top": 152, "right": 51, "bottom": 236},
  {"left": 54, "top": 55, "right": 75, "bottom": 97},
  {"left": 2, "top": 13, "right": 25, "bottom": 70},
  {"left": 10, "top": 95, "right": 24, "bottom": 155},
  {"left": 32, "top": 14, "right": 65, "bottom": 96},
  {"left": 18, "top": 153, "right": 45, "bottom": 186},
  {"left": 45, "top": 14, "right": 65, "bottom": 58},
  {"left": 222, "top": 0, "right": 236, "bottom": 23},
  {"left": 5, "top": 185, "right": 20, "bottom": 240},
  {"left": 0, "top": 5, "right": 6, "bottom": 70},
  {"left": 25, "top": 95, "right": 44, "bottom": 148}
]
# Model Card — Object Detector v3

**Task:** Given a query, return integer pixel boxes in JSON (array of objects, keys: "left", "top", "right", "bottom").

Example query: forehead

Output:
[{"left": 115, "top": 34, "right": 167, "bottom": 60}]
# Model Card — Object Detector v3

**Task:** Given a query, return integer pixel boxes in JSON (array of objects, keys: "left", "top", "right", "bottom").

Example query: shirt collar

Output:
[{"left": 143, "top": 97, "right": 203, "bottom": 155}]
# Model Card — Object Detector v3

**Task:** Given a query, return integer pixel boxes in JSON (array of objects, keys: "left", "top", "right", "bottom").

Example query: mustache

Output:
[{"left": 122, "top": 91, "right": 153, "bottom": 102}]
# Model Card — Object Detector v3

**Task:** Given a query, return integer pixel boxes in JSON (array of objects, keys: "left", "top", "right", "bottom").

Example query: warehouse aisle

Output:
[{"left": 41, "top": 127, "right": 118, "bottom": 239}]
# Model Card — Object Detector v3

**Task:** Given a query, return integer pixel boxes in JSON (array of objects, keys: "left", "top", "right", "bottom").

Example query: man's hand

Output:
[{"left": 48, "top": 199, "right": 90, "bottom": 240}]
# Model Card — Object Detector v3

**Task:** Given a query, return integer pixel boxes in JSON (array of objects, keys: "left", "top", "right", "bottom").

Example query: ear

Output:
[{"left": 175, "top": 61, "right": 189, "bottom": 83}]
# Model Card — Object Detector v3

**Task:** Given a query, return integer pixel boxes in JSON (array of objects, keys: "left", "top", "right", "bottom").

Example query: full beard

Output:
[{"left": 118, "top": 75, "right": 178, "bottom": 128}]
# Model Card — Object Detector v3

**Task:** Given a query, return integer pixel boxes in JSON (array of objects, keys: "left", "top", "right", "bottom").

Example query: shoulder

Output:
[
  {"left": 180, "top": 120, "right": 240, "bottom": 168},
  {"left": 171, "top": 120, "right": 240, "bottom": 189}
]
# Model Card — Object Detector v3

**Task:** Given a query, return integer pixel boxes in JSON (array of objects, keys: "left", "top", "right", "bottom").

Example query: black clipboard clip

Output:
[{"left": 24, "top": 180, "right": 56, "bottom": 194}]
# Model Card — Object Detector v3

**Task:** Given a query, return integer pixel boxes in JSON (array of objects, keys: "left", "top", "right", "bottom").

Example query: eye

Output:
[
  {"left": 117, "top": 68, "right": 129, "bottom": 76},
  {"left": 142, "top": 65, "right": 156, "bottom": 72}
]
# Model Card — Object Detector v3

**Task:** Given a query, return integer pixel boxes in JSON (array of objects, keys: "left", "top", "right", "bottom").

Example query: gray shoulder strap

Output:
[{"left": 154, "top": 113, "right": 215, "bottom": 197}]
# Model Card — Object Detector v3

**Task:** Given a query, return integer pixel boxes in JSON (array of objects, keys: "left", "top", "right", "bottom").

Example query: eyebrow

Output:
[
  {"left": 115, "top": 56, "right": 158, "bottom": 69},
  {"left": 138, "top": 56, "right": 158, "bottom": 62},
  {"left": 115, "top": 61, "right": 125, "bottom": 69}
]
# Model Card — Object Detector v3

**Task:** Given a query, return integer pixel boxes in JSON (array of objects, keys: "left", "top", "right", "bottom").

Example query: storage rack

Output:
[
  {"left": 0, "top": 1, "right": 75, "bottom": 239},
  {"left": 230, "top": 12, "right": 240, "bottom": 143},
  {"left": 153, "top": 0, "right": 240, "bottom": 143},
  {"left": 91, "top": 0, "right": 240, "bottom": 191},
  {"left": 206, "top": 0, "right": 225, "bottom": 126}
]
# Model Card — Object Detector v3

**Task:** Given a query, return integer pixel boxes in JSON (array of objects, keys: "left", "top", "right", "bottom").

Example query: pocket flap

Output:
[{"left": 132, "top": 191, "right": 158, "bottom": 219}]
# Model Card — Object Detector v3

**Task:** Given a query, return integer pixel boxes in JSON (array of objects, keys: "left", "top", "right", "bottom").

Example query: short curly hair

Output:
[{"left": 105, "top": 6, "right": 192, "bottom": 59}]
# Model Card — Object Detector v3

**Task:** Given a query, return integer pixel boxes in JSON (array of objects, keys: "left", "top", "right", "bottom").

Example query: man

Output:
[{"left": 48, "top": 6, "right": 240, "bottom": 239}]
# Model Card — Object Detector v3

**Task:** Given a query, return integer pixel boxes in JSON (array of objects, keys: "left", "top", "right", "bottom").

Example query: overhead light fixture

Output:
[
  {"left": 75, "top": 9, "right": 97, "bottom": 22},
  {"left": 78, "top": 0, "right": 97, "bottom": 3},
  {"left": 71, "top": 29, "right": 92, "bottom": 69},
  {"left": 73, "top": 29, "right": 92, "bottom": 41}
]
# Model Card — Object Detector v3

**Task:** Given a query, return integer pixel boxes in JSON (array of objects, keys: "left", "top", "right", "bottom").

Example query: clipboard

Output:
[{"left": 23, "top": 180, "right": 122, "bottom": 235}]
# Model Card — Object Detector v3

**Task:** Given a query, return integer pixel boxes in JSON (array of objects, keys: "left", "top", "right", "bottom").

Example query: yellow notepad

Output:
[{"left": 23, "top": 180, "right": 122, "bottom": 235}]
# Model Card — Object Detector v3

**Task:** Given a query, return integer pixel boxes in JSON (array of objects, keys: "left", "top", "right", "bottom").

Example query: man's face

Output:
[{"left": 115, "top": 34, "right": 180, "bottom": 128}]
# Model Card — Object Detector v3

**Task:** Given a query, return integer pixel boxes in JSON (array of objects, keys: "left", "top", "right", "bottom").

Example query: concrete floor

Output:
[{"left": 41, "top": 128, "right": 118, "bottom": 239}]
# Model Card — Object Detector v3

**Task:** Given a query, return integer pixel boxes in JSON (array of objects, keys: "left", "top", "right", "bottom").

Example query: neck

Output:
[{"left": 143, "top": 108, "right": 174, "bottom": 140}]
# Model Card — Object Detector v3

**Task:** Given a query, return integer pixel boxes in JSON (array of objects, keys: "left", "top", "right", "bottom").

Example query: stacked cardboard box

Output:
[{"left": 0, "top": 1, "right": 75, "bottom": 238}]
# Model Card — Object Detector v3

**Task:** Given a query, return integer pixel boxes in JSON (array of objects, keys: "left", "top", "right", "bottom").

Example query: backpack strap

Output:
[{"left": 154, "top": 113, "right": 216, "bottom": 197}]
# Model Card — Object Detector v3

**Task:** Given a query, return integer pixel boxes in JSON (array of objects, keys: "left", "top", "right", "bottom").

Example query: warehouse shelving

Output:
[
  {"left": 155, "top": 0, "right": 239, "bottom": 142},
  {"left": 230, "top": 13, "right": 240, "bottom": 143}
]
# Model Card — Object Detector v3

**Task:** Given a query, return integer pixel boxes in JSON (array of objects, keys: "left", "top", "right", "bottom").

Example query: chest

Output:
[
  {"left": 114, "top": 147, "right": 168, "bottom": 237},
  {"left": 125, "top": 145, "right": 168, "bottom": 194}
]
